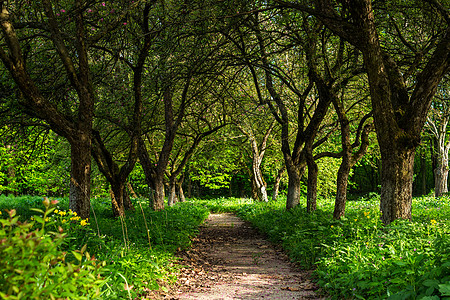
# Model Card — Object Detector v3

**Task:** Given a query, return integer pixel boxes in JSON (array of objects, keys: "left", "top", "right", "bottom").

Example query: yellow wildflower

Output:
[
  {"left": 45, "top": 217, "right": 50, "bottom": 222},
  {"left": 80, "top": 219, "right": 88, "bottom": 226},
  {"left": 59, "top": 211, "right": 66, "bottom": 216},
  {"left": 0, "top": 211, "right": 2, "bottom": 215},
  {"left": 54, "top": 209, "right": 59, "bottom": 214},
  {"left": 61, "top": 219, "right": 67, "bottom": 223},
  {"left": 331, "top": 225, "right": 334, "bottom": 228},
  {"left": 354, "top": 219, "right": 357, "bottom": 222},
  {"left": 430, "top": 219, "right": 437, "bottom": 225}
]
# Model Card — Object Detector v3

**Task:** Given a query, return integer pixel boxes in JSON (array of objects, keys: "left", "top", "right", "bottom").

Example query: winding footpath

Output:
[{"left": 164, "top": 213, "right": 326, "bottom": 300}]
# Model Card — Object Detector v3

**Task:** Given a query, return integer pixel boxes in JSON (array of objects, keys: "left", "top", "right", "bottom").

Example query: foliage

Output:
[
  {"left": 0, "top": 129, "right": 70, "bottom": 196},
  {"left": 0, "top": 196, "right": 209, "bottom": 299},
  {"left": 230, "top": 195, "right": 450, "bottom": 300},
  {"left": 0, "top": 200, "right": 105, "bottom": 299},
  {"left": 188, "top": 133, "right": 248, "bottom": 191},
  {"left": 316, "top": 157, "right": 341, "bottom": 197},
  {"left": 191, "top": 197, "right": 254, "bottom": 213}
]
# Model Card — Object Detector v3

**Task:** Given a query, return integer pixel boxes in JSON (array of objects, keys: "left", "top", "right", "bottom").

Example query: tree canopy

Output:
[{"left": 0, "top": 0, "right": 448, "bottom": 224}]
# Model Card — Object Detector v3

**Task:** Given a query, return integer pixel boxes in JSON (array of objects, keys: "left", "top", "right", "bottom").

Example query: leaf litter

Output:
[{"left": 150, "top": 213, "right": 326, "bottom": 299}]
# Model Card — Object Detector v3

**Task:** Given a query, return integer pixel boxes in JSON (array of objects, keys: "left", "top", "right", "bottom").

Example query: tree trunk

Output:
[
  {"left": 434, "top": 156, "right": 449, "bottom": 197},
  {"left": 272, "top": 167, "right": 285, "bottom": 201},
  {"left": 109, "top": 183, "right": 125, "bottom": 217},
  {"left": 286, "top": 165, "right": 304, "bottom": 209},
  {"left": 167, "top": 178, "right": 178, "bottom": 206},
  {"left": 428, "top": 117, "right": 450, "bottom": 197},
  {"left": 69, "top": 138, "right": 91, "bottom": 220},
  {"left": 306, "top": 159, "right": 318, "bottom": 213},
  {"left": 127, "top": 181, "right": 139, "bottom": 199},
  {"left": 251, "top": 176, "right": 258, "bottom": 200},
  {"left": 153, "top": 175, "right": 165, "bottom": 210},
  {"left": 109, "top": 181, "right": 134, "bottom": 217},
  {"left": 253, "top": 164, "right": 268, "bottom": 202},
  {"left": 177, "top": 180, "right": 186, "bottom": 202},
  {"left": 431, "top": 138, "right": 438, "bottom": 186},
  {"left": 379, "top": 147, "right": 415, "bottom": 224},
  {"left": 334, "top": 162, "right": 351, "bottom": 219},
  {"left": 124, "top": 190, "right": 133, "bottom": 210}
]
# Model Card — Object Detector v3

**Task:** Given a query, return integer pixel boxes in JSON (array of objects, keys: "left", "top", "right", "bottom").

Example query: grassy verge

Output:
[
  {"left": 193, "top": 196, "right": 450, "bottom": 300},
  {"left": 0, "top": 196, "right": 209, "bottom": 299}
]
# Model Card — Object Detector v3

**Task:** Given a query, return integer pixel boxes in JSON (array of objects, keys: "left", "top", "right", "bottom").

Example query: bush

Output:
[
  {"left": 0, "top": 200, "right": 106, "bottom": 299},
  {"left": 0, "top": 196, "right": 213, "bottom": 299}
]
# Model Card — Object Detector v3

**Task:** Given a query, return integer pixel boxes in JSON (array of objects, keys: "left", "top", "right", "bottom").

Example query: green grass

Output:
[
  {"left": 2, "top": 194, "right": 449, "bottom": 299},
  {"left": 191, "top": 195, "right": 450, "bottom": 300},
  {"left": 0, "top": 195, "right": 209, "bottom": 299}
]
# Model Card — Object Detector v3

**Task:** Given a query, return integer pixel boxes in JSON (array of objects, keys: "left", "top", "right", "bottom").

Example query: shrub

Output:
[{"left": 0, "top": 200, "right": 106, "bottom": 299}]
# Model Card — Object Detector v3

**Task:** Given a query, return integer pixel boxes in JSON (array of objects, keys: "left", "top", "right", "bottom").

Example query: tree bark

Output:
[
  {"left": 153, "top": 175, "right": 165, "bottom": 210},
  {"left": 334, "top": 162, "right": 351, "bottom": 219},
  {"left": 250, "top": 175, "right": 258, "bottom": 200},
  {"left": 286, "top": 164, "right": 305, "bottom": 209},
  {"left": 272, "top": 166, "right": 285, "bottom": 201},
  {"left": 138, "top": 137, "right": 157, "bottom": 202},
  {"left": 434, "top": 156, "right": 449, "bottom": 197},
  {"left": 167, "top": 177, "right": 178, "bottom": 206},
  {"left": 109, "top": 182, "right": 125, "bottom": 217},
  {"left": 379, "top": 147, "right": 415, "bottom": 223},
  {"left": 127, "top": 181, "right": 139, "bottom": 199},
  {"left": 69, "top": 137, "right": 91, "bottom": 219},
  {"left": 177, "top": 179, "right": 186, "bottom": 202}
]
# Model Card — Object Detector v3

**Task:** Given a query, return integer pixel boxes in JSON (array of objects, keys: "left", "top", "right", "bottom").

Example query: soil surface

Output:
[{"left": 152, "top": 213, "right": 326, "bottom": 300}]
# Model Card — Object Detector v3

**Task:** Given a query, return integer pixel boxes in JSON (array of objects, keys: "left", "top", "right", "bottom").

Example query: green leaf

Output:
[
  {"left": 423, "top": 279, "right": 440, "bottom": 288},
  {"left": 30, "top": 208, "right": 45, "bottom": 214},
  {"left": 439, "top": 283, "right": 450, "bottom": 296},
  {"left": 71, "top": 251, "right": 82, "bottom": 262},
  {"left": 33, "top": 215, "right": 45, "bottom": 224}
]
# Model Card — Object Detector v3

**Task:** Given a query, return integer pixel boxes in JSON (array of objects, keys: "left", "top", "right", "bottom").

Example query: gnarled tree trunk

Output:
[
  {"left": 69, "top": 136, "right": 92, "bottom": 219},
  {"left": 286, "top": 163, "right": 305, "bottom": 209},
  {"left": 379, "top": 147, "right": 415, "bottom": 222},
  {"left": 153, "top": 175, "right": 166, "bottom": 210}
]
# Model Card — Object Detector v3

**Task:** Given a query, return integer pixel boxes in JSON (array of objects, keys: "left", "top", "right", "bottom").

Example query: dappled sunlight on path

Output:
[{"left": 171, "top": 213, "right": 325, "bottom": 299}]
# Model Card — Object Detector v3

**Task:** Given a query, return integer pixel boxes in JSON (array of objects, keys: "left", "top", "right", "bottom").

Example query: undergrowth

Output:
[
  {"left": 220, "top": 195, "right": 450, "bottom": 300},
  {"left": 0, "top": 196, "right": 209, "bottom": 299}
]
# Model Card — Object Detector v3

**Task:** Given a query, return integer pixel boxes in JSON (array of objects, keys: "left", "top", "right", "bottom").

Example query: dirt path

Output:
[{"left": 162, "top": 213, "right": 326, "bottom": 300}]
